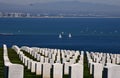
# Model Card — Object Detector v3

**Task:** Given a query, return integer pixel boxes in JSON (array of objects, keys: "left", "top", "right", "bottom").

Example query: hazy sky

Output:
[{"left": 0, "top": 0, "right": 120, "bottom": 6}]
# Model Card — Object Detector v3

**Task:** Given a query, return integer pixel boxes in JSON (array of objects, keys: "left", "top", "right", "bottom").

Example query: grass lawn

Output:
[
  {"left": 0, "top": 48, "right": 4, "bottom": 78},
  {"left": 84, "top": 53, "right": 92, "bottom": 78}
]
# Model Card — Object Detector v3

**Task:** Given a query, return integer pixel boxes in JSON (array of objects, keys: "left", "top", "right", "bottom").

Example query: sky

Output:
[{"left": 0, "top": 0, "right": 120, "bottom": 6}]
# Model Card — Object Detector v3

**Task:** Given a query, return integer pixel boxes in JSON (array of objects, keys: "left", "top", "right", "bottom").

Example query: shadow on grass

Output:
[
  {"left": 0, "top": 48, "right": 4, "bottom": 78},
  {"left": 84, "top": 53, "right": 92, "bottom": 78}
]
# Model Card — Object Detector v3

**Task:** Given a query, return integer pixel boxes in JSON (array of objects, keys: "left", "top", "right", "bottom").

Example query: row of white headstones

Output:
[
  {"left": 87, "top": 51, "right": 120, "bottom": 78},
  {"left": 3, "top": 44, "right": 84, "bottom": 78},
  {"left": 3, "top": 44, "right": 24, "bottom": 78}
]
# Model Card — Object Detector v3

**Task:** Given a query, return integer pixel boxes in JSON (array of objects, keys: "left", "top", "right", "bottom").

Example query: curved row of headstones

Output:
[
  {"left": 86, "top": 51, "right": 120, "bottom": 78},
  {"left": 12, "top": 45, "right": 84, "bottom": 78},
  {"left": 3, "top": 44, "right": 24, "bottom": 78},
  {"left": 20, "top": 46, "right": 83, "bottom": 65}
]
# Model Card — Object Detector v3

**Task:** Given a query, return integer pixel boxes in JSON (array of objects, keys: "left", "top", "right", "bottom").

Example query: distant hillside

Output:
[{"left": 0, "top": 1, "right": 120, "bottom": 16}]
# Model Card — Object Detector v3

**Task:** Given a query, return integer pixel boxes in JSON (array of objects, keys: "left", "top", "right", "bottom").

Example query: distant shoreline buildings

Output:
[
  {"left": 0, "top": 12, "right": 64, "bottom": 18},
  {"left": 0, "top": 11, "right": 117, "bottom": 18}
]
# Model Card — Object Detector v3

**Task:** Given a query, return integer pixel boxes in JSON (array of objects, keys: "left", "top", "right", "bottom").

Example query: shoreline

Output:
[{"left": 1, "top": 17, "right": 120, "bottom": 19}]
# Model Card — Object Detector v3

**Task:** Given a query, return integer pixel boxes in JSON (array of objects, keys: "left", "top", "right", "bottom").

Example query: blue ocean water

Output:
[{"left": 0, "top": 18, "right": 120, "bottom": 53}]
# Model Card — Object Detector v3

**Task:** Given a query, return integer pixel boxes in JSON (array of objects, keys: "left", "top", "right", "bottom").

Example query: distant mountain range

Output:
[{"left": 0, "top": 1, "right": 120, "bottom": 17}]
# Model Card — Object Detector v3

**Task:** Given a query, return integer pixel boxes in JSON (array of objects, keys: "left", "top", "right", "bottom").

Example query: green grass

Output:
[
  {"left": 0, "top": 48, "right": 4, "bottom": 78},
  {"left": 84, "top": 53, "right": 92, "bottom": 78},
  {"left": 64, "top": 75, "right": 69, "bottom": 78}
]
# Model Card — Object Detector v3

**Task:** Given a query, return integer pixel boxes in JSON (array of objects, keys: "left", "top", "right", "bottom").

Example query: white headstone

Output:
[
  {"left": 62, "top": 58, "right": 67, "bottom": 63},
  {"left": 116, "top": 57, "right": 120, "bottom": 64},
  {"left": 111, "top": 58, "right": 116, "bottom": 64},
  {"left": 36, "top": 62, "right": 42, "bottom": 75},
  {"left": 31, "top": 61, "right": 36, "bottom": 73},
  {"left": 27, "top": 59, "right": 32, "bottom": 70},
  {"left": 37, "top": 54, "right": 41, "bottom": 61},
  {"left": 7, "top": 64, "right": 24, "bottom": 78},
  {"left": 107, "top": 58, "right": 111, "bottom": 63},
  {"left": 24, "top": 57, "right": 28, "bottom": 66},
  {"left": 89, "top": 61, "right": 94, "bottom": 75},
  {"left": 45, "top": 51, "right": 48, "bottom": 57},
  {"left": 69, "top": 63, "right": 83, "bottom": 78},
  {"left": 55, "top": 60, "right": 61, "bottom": 63},
  {"left": 45, "top": 57, "right": 49, "bottom": 63},
  {"left": 52, "top": 54, "right": 56, "bottom": 61},
  {"left": 103, "top": 64, "right": 120, "bottom": 78},
  {"left": 52, "top": 63, "right": 63, "bottom": 78},
  {"left": 92, "top": 63, "right": 103, "bottom": 78},
  {"left": 64, "top": 62, "right": 70, "bottom": 75},
  {"left": 42, "top": 63, "right": 51, "bottom": 78},
  {"left": 40, "top": 56, "right": 44, "bottom": 63},
  {"left": 48, "top": 53, "right": 52, "bottom": 59},
  {"left": 50, "top": 59, "right": 54, "bottom": 64},
  {"left": 70, "top": 59, "right": 76, "bottom": 64}
]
